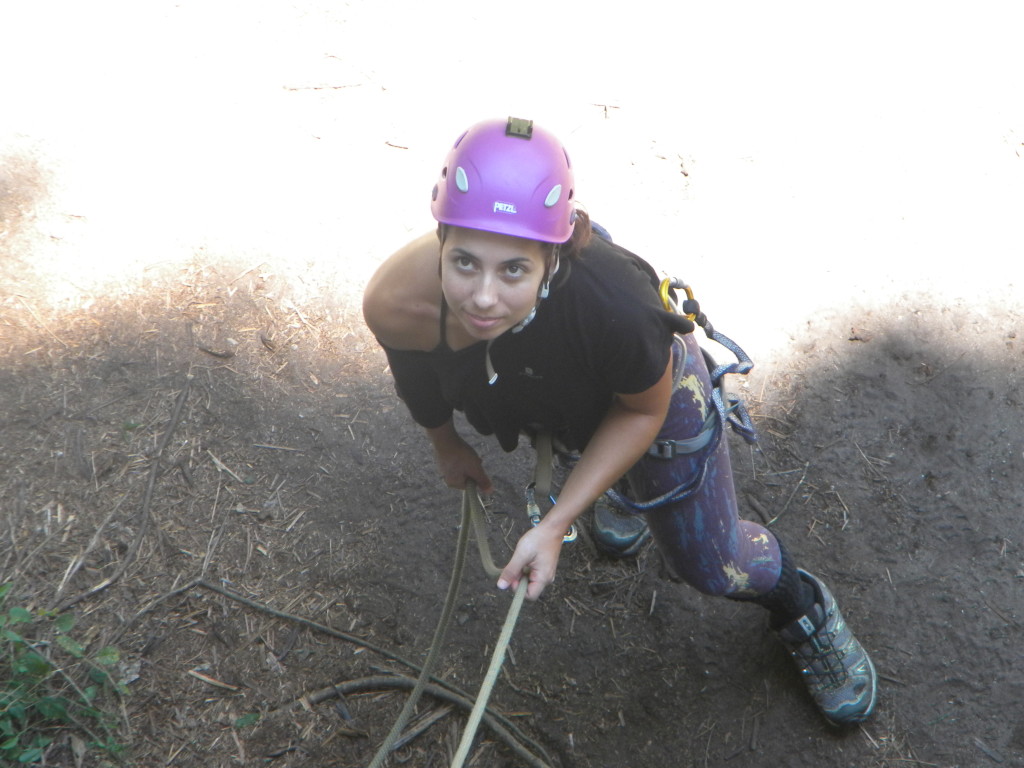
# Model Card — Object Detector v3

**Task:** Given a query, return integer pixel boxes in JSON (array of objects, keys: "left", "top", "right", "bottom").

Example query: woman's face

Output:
[{"left": 440, "top": 227, "right": 549, "bottom": 341}]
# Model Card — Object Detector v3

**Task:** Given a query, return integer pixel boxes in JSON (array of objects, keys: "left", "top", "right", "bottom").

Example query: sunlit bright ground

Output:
[{"left": 3, "top": 1, "right": 1022, "bottom": 359}]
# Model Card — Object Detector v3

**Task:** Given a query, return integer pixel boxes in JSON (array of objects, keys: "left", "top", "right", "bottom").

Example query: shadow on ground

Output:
[{"left": 2, "top": 235, "right": 1021, "bottom": 767}]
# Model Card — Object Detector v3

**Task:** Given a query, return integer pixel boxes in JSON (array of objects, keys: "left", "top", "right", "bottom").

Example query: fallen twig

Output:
[
  {"left": 854, "top": 443, "right": 888, "bottom": 481},
  {"left": 201, "top": 479, "right": 227, "bottom": 578},
  {"left": 196, "top": 344, "right": 235, "bottom": 359},
  {"left": 108, "top": 577, "right": 200, "bottom": 645},
  {"left": 981, "top": 597, "right": 1021, "bottom": 628},
  {"left": 188, "top": 668, "right": 241, "bottom": 692},
  {"left": 196, "top": 578, "right": 419, "bottom": 673},
  {"left": 973, "top": 737, "right": 1004, "bottom": 763},
  {"left": 831, "top": 488, "right": 852, "bottom": 529},
  {"left": 771, "top": 462, "right": 809, "bottom": 524},
  {"left": 393, "top": 704, "right": 453, "bottom": 751},
  {"left": 207, "top": 450, "right": 244, "bottom": 483}
]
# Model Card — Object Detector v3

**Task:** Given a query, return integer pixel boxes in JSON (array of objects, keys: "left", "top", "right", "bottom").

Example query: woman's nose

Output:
[{"left": 472, "top": 276, "right": 498, "bottom": 308}]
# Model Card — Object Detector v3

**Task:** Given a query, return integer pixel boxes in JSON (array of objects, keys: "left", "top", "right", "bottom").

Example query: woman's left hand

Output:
[{"left": 496, "top": 522, "right": 566, "bottom": 601}]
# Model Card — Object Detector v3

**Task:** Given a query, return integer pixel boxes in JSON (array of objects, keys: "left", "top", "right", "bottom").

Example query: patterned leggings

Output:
[{"left": 625, "top": 333, "right": 782, "bottom": 597}]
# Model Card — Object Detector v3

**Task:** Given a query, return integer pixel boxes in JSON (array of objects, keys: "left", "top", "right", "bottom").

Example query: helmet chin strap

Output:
[
  {"left": 539, "top": 249, "right": 559, "bottom": 299},
  {"left": 511, "top": 246, "right": 559, "bottom": 333},
  {"left": 489, "top": 246, "right": 560, "bottom": 384}
]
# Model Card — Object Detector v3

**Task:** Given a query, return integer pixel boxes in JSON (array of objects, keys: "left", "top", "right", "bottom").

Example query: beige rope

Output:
[
  {"left": 450, "top": 557, "right": 528, "bottom": 767},
  {"left": 367, "top": 485, "right": 473, "bottom": 768},
  {"left": 371, "top": 433, "right": 556, "bottom": 768}
]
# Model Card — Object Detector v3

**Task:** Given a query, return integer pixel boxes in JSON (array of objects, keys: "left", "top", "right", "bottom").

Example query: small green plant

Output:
[{"left": 0, "top": 583, "right": 127, "bottom": 765}]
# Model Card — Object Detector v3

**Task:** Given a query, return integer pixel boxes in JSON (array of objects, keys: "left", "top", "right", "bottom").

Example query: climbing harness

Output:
[
  {"left": 606, "top": 277, "right": 758, "bottom": 514},
  {"left": 525, "top": 483, "right": 578, "bottom": 542},
  {"left": 525, "top": 429, "right": 577, "bottom": 542},
  {"left": 658, "top": 277, "right": 757, "bottom": 441}
]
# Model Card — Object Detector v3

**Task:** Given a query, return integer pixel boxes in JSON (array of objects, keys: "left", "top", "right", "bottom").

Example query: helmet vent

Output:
[
  {"left": 455, "top": 167, "right": 469, "bottom": 193},
  {"left": 543, "top": 185, "right": 562, "bottom": 208}
]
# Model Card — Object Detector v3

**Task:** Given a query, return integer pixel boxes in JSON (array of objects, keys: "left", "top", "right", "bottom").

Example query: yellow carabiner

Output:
[{"left": 659, "top": 278, "right": 697, "bottom": 321}]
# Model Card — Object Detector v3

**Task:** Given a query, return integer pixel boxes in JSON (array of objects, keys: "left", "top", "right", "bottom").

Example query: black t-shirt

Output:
[{"left": 381, "top": 236, "right": 685, "bottom": 452}]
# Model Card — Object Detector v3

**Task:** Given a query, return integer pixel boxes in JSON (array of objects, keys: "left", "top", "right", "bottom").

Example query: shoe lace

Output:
[{"left": 798, "top": 627, "right": 850, "bottom": 689}]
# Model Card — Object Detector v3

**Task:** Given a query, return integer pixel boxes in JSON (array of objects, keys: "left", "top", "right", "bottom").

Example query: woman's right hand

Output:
[{"left": 426, "top": 422, "right": 494, "bottom": 494}]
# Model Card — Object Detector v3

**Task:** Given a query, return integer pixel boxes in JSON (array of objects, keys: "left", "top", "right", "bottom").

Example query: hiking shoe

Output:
[
  {"left": 591, "top": 492, "right": 650, "bottom": 557},
  {"left": 776, "top": 570, "right": 878, "bottom": 726}
]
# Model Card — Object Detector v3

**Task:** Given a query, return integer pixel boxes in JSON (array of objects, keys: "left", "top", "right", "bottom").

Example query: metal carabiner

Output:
[
  {"left": 658, "top": 277, "right": 697, "bottom": 321},
  {"left": 525, "top": 483, "right": 577, "bottom": 542}
]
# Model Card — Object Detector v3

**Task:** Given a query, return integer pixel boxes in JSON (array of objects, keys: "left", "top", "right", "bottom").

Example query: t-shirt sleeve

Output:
[
  {"left": 571, "top": 251, "right": 675, "bottom": 395},
  {"left": 380, "top": 344, "right": 454, "bottom": 429},
  {"left": 597, "top": 301, "right": 674, "bottom": 394}
]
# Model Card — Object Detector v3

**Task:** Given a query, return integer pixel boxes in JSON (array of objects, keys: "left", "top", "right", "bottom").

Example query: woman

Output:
[{"left": 363, "top": 117, "right": 877, "bottom": 726}]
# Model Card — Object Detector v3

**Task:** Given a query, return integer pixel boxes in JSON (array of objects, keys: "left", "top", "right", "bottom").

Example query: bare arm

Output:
[
  {"left": 363, "top": 231, "right": 442, "bottom": 350},
  {"left": 497, "top": 358, "right": 674, "bottom": 600},
  {"left": 365, "top": 232, "right": 495, "bottom": 492},
  {"left": 425, "top": 420, "right": 494, "bottom": 494}
]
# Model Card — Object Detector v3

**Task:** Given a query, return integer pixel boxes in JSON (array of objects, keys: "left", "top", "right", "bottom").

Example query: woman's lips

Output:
[{"left": 465, "top": 312, "right": 503, "bottom": 331}]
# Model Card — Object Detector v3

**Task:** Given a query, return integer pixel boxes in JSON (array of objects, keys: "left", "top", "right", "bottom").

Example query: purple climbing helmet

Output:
[{"left": 431, "top": 117, "right": 576, "bottom": 244}]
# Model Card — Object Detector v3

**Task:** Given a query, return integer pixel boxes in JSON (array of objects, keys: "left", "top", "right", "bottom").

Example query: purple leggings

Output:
[{"left": 625, "top": 334, "right": 782, "bottom": 597}]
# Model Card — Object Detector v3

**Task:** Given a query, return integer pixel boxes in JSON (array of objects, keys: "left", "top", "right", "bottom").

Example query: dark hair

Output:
[{"left": 561, "top": 208, "right": 593, "bottom": 262}]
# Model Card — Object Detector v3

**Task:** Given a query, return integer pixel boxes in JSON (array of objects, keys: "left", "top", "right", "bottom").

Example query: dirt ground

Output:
[{"left": 2, "top": 3, "right": 1023, "bottom": 767}]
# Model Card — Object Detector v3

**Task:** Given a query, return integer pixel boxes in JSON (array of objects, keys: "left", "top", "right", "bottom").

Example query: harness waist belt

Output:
[{"left": 647, "top": 412, "right": 718, "bottom": 459}]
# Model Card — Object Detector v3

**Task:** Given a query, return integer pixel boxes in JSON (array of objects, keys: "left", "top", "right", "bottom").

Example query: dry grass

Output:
[{"left": 1, "top": 249, "right": 391, "bottom": 765}]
